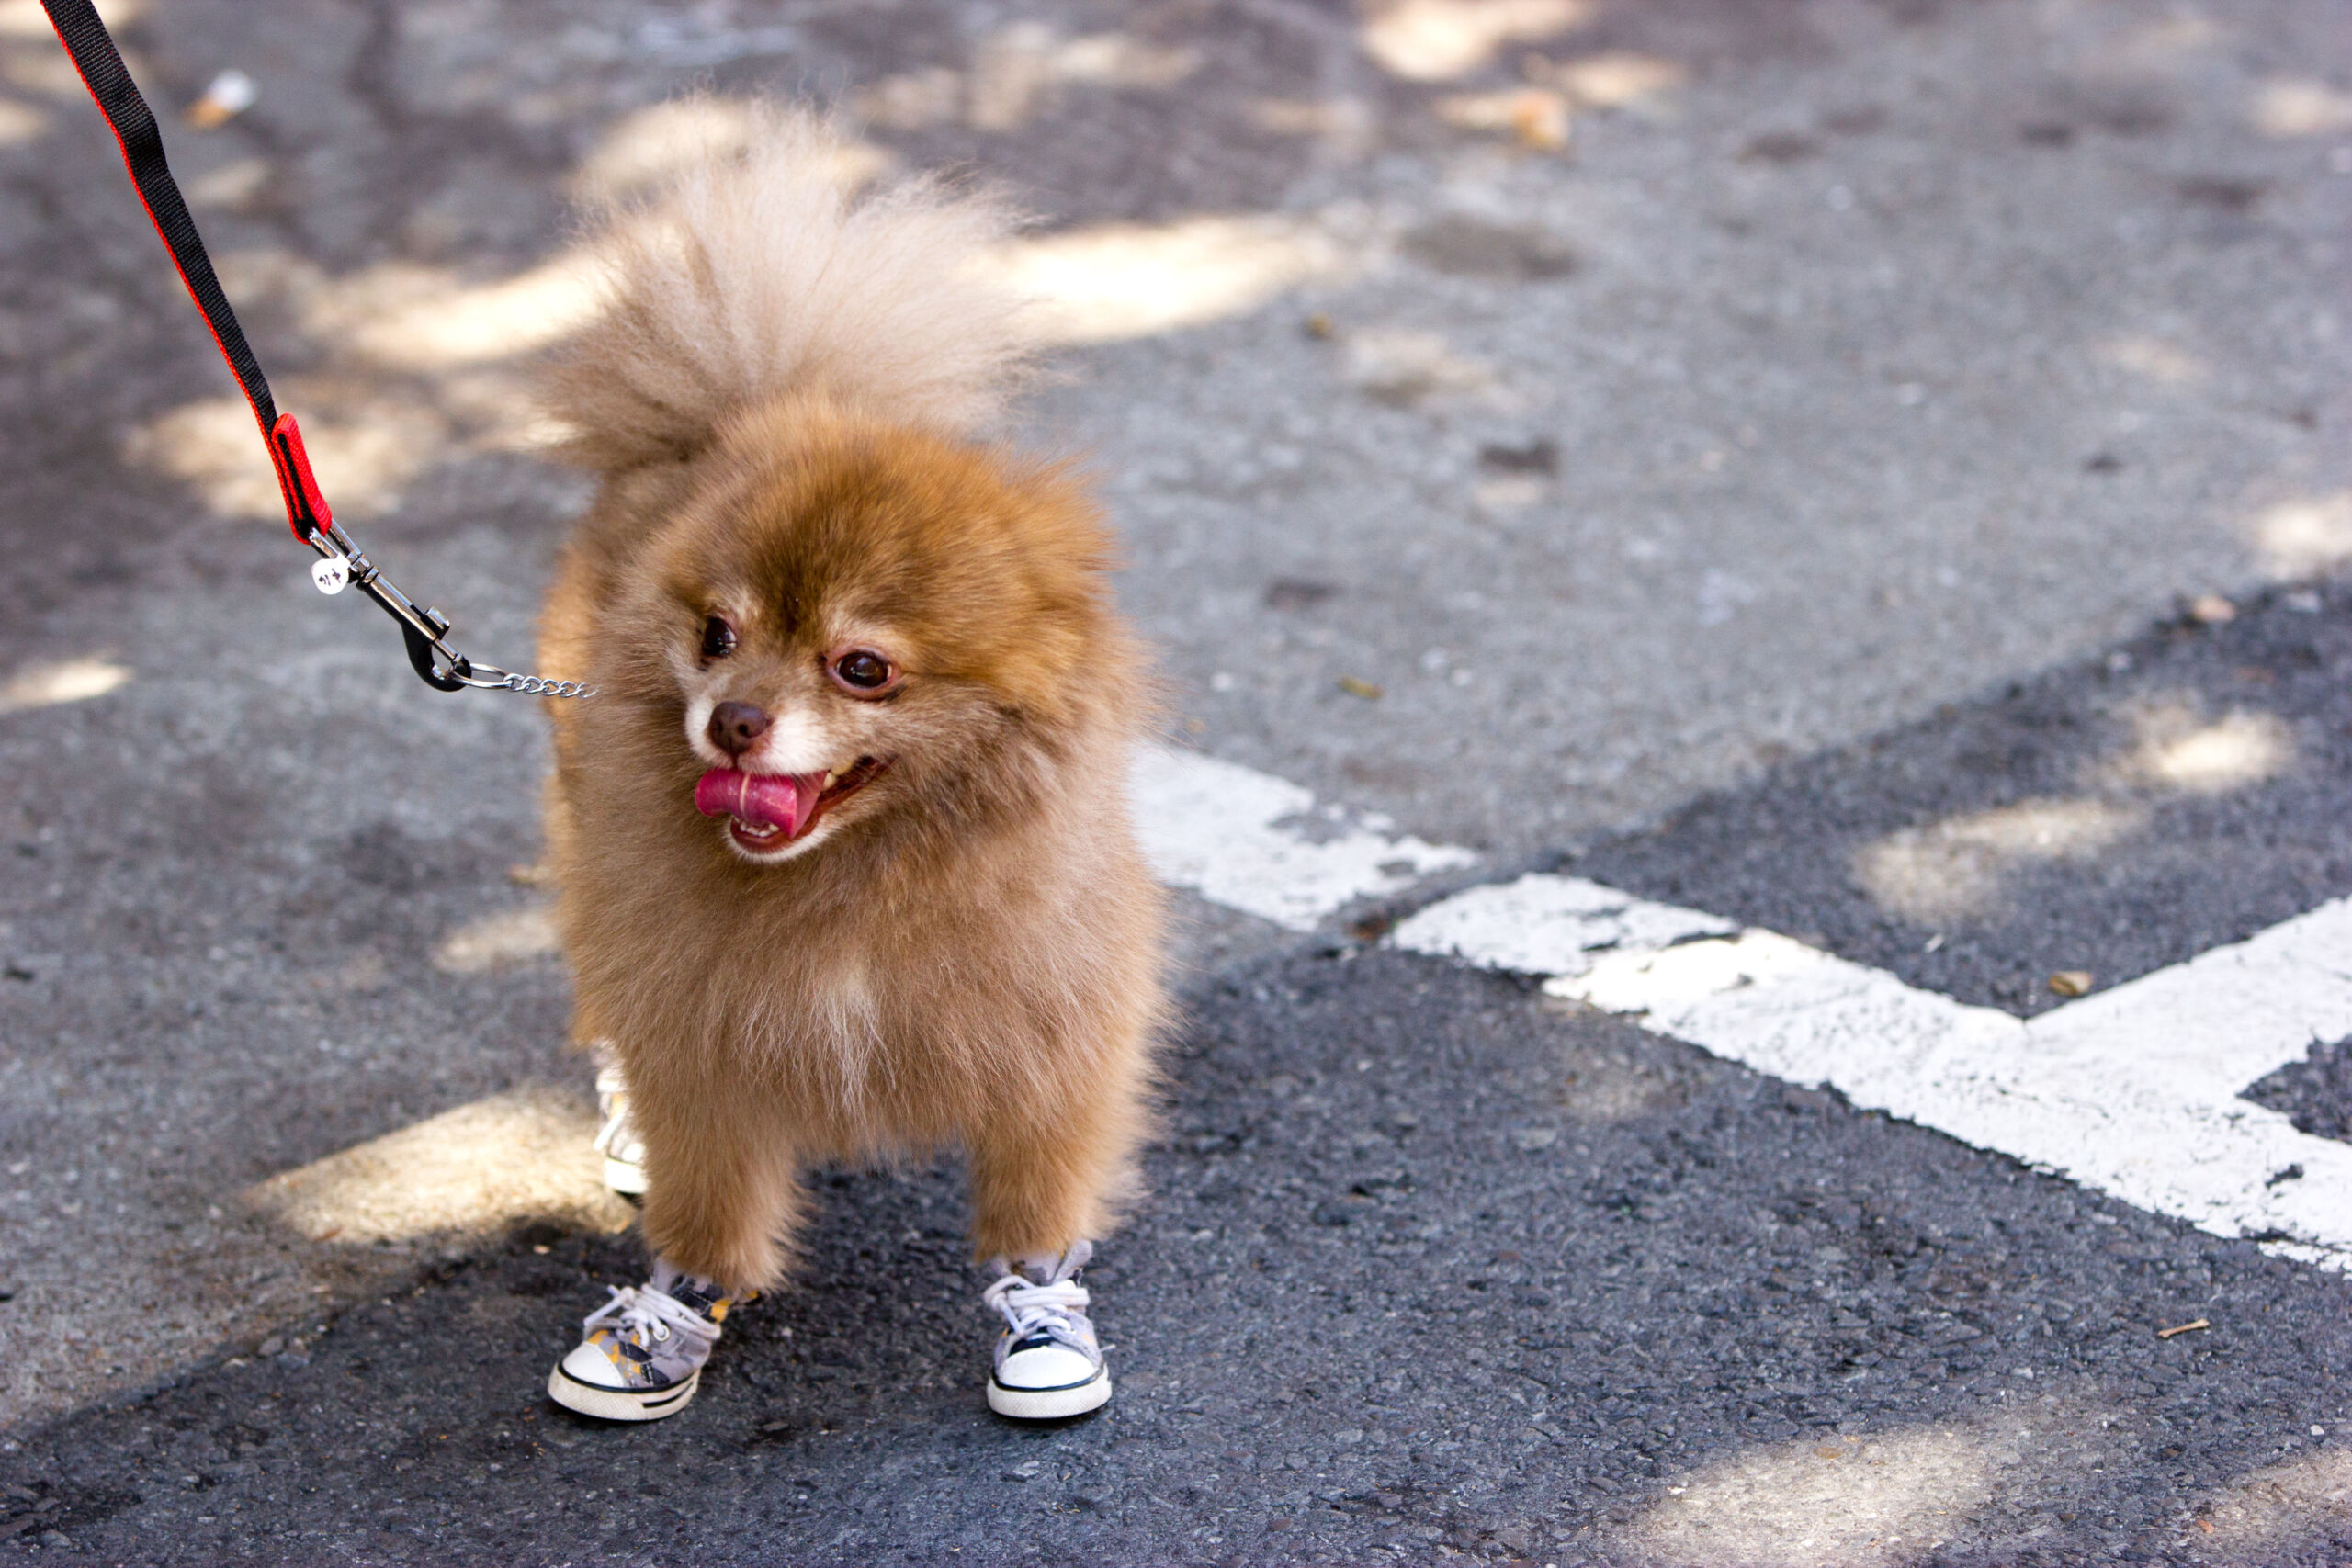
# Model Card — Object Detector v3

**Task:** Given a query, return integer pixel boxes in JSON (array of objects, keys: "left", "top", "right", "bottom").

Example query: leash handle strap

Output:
[
  {"left": 37, "top": 0, "right": 334, "bottom": 544},
  {"left": 38, "top": 0, "right": 591, "bottom": 699}
]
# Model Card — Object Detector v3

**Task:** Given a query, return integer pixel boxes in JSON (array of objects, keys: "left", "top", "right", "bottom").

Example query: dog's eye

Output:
[
  {"left": 700, "top": 616, "right": 737, "bottom": 660},
  {"left": 830, "top": 649, "right": 895, "bottom": 694}
]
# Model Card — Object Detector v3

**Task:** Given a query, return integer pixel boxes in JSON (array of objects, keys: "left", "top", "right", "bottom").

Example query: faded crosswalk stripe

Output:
[
  {"left": 1129, "top": 743, "right": 1474, "bottom": 931},
  {"left": 1395, "top": 874, "right": 2352, "bottom": 1271},
  {"left": 1131, "top": 746, "right": 2351, "bottom": 1266}
]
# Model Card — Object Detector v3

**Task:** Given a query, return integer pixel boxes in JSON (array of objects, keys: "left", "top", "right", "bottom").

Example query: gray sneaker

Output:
[
  {"left": 548, "top": 1258, "right": 732, "bottom": 1421},
  {"left": 982, "top": 1241, "right": 1111, "bottom": 1419}
]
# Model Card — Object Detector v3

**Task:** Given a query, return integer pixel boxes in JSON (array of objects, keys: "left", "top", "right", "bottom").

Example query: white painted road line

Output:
[
  {"left": 1130, "top": 744, "right": 1476, "bottom": 931},
  {"left": 1136, "top": 748, "right": 2352, "bottom": 1269},
  {"left": 1385, "top": 874, "right": 1736, "bottom": 974},
  {"left": 1395, "top": 874, "right": 2352, "bottom": 1269}
]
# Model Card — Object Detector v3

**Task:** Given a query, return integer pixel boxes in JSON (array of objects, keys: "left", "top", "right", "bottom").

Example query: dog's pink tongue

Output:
[{"left": 694, "top": 768, "right": 822, "bottom": 837}]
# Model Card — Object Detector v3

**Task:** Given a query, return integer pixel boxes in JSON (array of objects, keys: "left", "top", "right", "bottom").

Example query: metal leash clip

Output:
[
  {"left": 303, "top": 525, "right": 594, "bottom": 700},
  {"left": 40, "top": 0, "right": 592, "bottom": 703}
]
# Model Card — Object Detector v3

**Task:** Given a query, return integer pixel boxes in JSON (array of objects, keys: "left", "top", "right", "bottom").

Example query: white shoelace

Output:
[
  {"left": 582, "top": 1282, "right": 723, "bottom": 1351},
  {"left": 983, "top": 1272, "right": 1092, "bottom": 1354},
  {"left": 590, "top": 1102, "right": 638, "bottom": 1158},
  {"left": 591, "top": 1067, "right": 640, "bottom": 1159}
]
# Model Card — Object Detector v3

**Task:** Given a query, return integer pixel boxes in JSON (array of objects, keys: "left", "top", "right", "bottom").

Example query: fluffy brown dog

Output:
[{"left": 531, "top": 108, "right": 1164, "bottom": 1422}]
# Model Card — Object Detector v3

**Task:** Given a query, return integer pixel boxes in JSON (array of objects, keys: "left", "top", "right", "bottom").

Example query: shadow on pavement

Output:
[{"left": 1581, "top": 581, "right": 2352, "bottom": 1020}]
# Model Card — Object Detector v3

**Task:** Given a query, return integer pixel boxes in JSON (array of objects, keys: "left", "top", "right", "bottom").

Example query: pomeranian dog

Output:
[{"left": 531, "top": 107, "right": 1165, "bottom": 1423}]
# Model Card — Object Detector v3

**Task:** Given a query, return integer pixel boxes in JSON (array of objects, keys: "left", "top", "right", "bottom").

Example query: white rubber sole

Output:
[
  {"left": 547, "top": 1362, "right": 699, "bottom": 1422},
  {"left": 602, "top": 1156, "right": 647, "bottom": 1199},
  {"left": 988, "top": 1369, "right": 1112, "bottom": 1420}
]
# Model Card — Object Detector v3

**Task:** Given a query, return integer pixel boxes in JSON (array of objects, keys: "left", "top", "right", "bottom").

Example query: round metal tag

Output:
[{"left": 311, "top": 556, "right": 351, "bottom": 595}]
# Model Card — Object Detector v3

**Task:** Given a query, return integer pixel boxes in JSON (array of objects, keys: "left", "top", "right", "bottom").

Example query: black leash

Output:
[{"left": 39, "top": 0, "right": 590, "bottom": 699}]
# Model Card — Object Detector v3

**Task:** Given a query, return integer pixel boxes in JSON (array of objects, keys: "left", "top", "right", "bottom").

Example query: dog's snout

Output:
[{"left": 707, "top": 701, "right": 773, "bottom": 758}]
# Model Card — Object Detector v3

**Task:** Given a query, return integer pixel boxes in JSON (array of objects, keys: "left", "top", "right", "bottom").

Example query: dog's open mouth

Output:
[{"left": 694, "top": 759, "right": 889, "bottom": 853}]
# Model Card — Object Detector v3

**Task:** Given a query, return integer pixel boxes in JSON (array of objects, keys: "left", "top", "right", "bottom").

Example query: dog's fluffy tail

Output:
[{"left": 544, "top": 107, "right": 1034, "bottom": 471}]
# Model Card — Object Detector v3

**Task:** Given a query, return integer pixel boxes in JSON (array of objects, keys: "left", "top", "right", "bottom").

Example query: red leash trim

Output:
[
  {"left": 38, "top": 2, "right": 297, "bottom": 508},
  {"left": 267, "top": 413, "right": 335, "bottom": 540}
]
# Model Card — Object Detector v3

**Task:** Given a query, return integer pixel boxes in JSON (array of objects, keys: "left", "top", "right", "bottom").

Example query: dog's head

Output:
[{"left": 603, "top": 398, "right": 1129, "bottom": 865}]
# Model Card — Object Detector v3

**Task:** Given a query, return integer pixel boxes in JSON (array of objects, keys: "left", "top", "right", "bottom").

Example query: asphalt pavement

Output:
[
  {"left": 2, "top": 0, "right": 2350, "bottom": 1562},
  {"left": 6, "top": 937, "right": 2350, "bottom": 1565}
]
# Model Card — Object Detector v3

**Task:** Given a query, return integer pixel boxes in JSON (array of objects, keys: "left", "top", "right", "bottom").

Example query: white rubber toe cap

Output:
[
  {"left": 989, "top": 1346, "right": 1110, "bottom": 1420},
  {"left": 559, "top": 1340, "right": 627, "bottom": 1389},
  {"left": 547, "top": 1342, "right": 698, "bottom": 1422},
  {"left": 995, "top": 1343, "right": 1099, "bottom": 1392}
]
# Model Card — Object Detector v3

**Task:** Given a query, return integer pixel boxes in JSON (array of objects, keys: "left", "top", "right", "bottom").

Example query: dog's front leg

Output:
[
  {"left": 634, "top": 1083, "right": 806, "bottom": 1295},
  {"left": 965, "top": 1092, "right": 1141, "bottom": 1264},
  {"left": 967, "top": 1101, "right": 1136, "bottom": 1419}
]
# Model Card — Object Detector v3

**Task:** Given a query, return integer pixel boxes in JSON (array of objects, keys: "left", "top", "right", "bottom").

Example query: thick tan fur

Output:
[{"left": 535, "top": 107, "right": 1165, "bottom": 1292}]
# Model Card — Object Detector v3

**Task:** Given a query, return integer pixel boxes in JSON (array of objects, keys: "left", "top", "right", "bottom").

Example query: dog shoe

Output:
[
  {"left": 982, "top": 1240, "right": 1110, "bottom": 1419},
  {"left": 591, "top": 1057, "right": 648, "bottom": 1201},
  {"left": 548, "top": 1258, "right": 732, "bottom": 1421}
]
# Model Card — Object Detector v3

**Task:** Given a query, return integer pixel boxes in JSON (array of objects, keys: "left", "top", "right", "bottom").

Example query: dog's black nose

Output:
[{"left": 707, "top": 701, "right": 772, "bottom": 757}]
